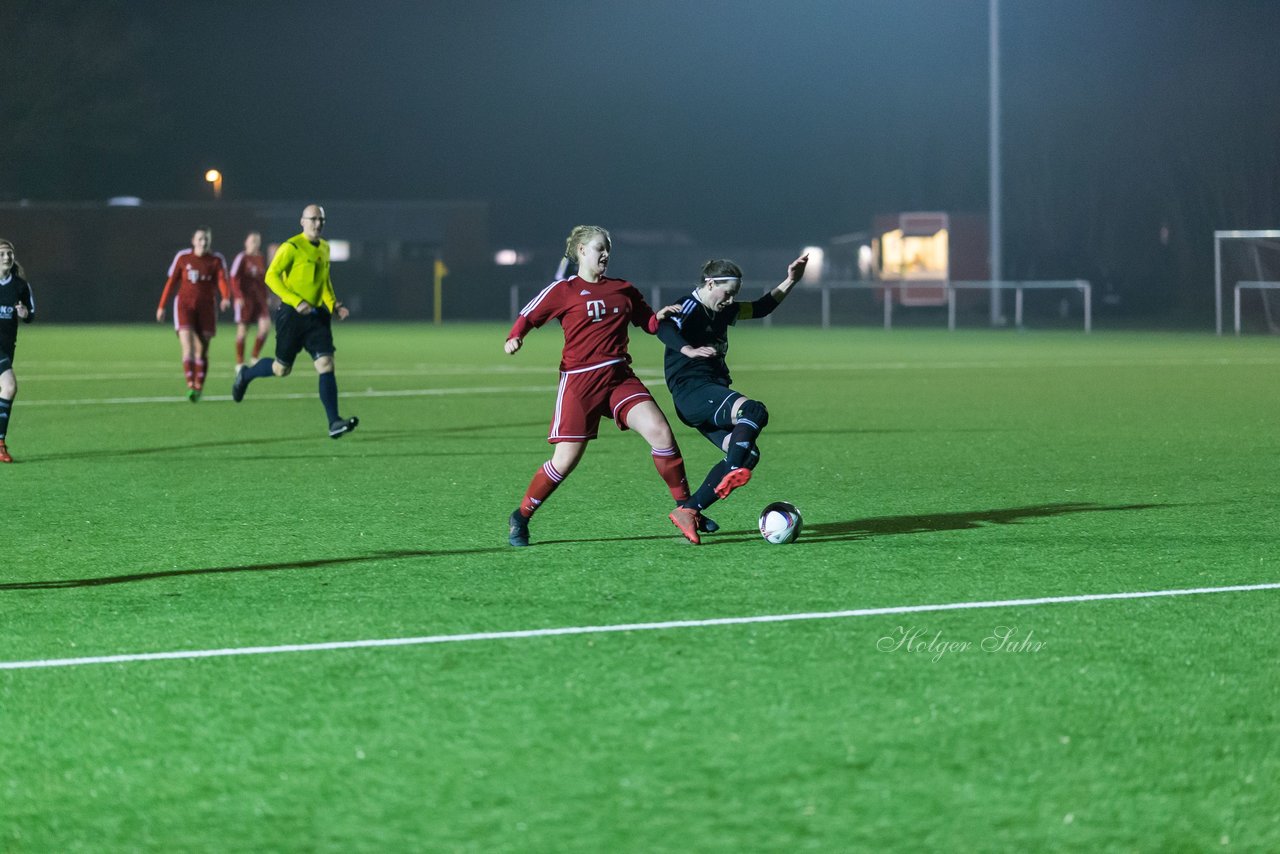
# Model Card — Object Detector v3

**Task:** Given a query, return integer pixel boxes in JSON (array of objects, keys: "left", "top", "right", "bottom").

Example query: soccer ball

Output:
[{"left": 759, "top": 501, "right": 803, "bottom": 544}]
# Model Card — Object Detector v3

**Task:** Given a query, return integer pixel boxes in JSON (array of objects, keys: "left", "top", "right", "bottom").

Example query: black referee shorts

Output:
[{"left": 273, "top": 304, "right": 336, "bottom": 368}]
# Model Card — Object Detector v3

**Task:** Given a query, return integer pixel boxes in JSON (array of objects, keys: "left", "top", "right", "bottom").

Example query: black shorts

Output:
[
  {"left": 273, "top": 304, "right": 335, "bottom": 367},
  {"left": 0, "top": 348, "right": 13, "bottom": 374},
  {"left": 671, "top": 379, "right": 743, "bottom": 448}
]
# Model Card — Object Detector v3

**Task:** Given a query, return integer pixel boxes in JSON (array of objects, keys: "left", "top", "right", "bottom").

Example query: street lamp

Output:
[{"left": 204, "top": 169, "right": 223, "bottom": 200}]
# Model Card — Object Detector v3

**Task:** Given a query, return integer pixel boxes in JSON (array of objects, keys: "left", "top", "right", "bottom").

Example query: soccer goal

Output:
[{"left": 1214, "top": 230, "right": 1280, "bottom": 334}]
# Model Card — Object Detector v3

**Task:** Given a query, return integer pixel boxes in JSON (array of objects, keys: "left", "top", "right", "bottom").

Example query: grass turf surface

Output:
[{"left": 3, "top": 323, "right": 1279, "bottom": 851}]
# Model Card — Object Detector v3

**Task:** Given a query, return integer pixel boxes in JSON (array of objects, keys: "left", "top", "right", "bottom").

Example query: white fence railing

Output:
[{"left": 510, "top": 279, "right": 1093, "bottom": 332}]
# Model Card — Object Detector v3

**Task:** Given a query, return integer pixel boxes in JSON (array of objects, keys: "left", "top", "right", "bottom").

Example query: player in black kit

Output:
[
  {"left": 655, "top": 253, "right": 808, "bottom": 528},
  {"left": 0, "top": 238, "right": 36, "bottom": 463}
]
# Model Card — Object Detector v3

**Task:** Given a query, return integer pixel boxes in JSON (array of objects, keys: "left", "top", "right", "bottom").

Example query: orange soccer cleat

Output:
[
  {"left": 0, "top": 441, "right": 12, "bottom": 463},
  {"left": 668, "top": 505, "right": 702, "bottom": 545},
  {"left": 713, "top": 466, "right": 752, "bottom": 500}
]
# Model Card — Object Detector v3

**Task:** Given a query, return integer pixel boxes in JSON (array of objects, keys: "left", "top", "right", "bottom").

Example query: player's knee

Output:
[
  {"left": 736, "top": 399, "right": 769, "bottom": 431},
  {"left": 0, "top": 375, "right": 16, "bottom": 398},
  {"left": 314, "top": 355, "right": 334, "bottom": 373},
  {"left": 272, "top": 361, "right": 291, "bottom": 377}
]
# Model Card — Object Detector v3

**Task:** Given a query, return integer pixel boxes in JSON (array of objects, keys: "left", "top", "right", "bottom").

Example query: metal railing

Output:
[{"left": 509, "top": 279, "right": 1093, "bottom": 332}]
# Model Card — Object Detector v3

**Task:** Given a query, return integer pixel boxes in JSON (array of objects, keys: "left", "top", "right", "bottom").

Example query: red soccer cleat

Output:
[
  {"left": 0, "top": 441, "right": 12, "bottom": 463},
  {"left": 668, "top": 505, "right": 702, "bottom": 545},
  {"left": 714, "top": 466, "right": 752, "bottom": 500}
]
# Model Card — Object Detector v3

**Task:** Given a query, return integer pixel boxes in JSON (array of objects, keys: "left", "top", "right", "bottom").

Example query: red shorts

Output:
[
  {"left": 549, "top": 361, "right": 654, "bottom": 443},
  {"left": 173, "top": 294, "right": 217, "bottom": 339},
  {"left": 235, "top": 290, "right": 270, "bottom": 323}
]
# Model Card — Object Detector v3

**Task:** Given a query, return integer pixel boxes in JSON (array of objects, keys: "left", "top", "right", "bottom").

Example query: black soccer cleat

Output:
[
  {"left": 508, "top": 509, "right": 530, "bottom": 547},
  {"left": 329, "top": 416, "right": 359, "bottom": 438},
  {"left": 231, "top": 366, "right": 248, "bottom": 402},
  {"left": 697, "top": 514, "right": 720, "bottom": 534}
]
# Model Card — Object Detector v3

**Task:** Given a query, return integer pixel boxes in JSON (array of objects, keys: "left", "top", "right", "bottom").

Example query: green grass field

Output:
[{"left": 3, "top": 322, "right": 1279, "bottom": 852}]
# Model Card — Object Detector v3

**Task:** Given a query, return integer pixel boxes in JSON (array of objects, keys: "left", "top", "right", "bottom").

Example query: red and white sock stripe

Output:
[
  {"left": 650, "top": 446, "right": 678, "bottom": 458},
  {"left": 542, "top": 461, "right": 564, "bottom": 483}
]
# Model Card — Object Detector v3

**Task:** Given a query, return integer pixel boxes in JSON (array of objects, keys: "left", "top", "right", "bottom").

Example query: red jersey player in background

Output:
[
  {"left": 155, "top": 227, "right": 231, "bottom": 401},
  {"left": 504, "top": 224, "right": 704, "bottom": 547},
  {"left": 229, "top": 230, "right": 271, "bottom": 374}
]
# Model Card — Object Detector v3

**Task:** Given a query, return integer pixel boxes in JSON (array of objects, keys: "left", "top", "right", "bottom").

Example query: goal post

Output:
[{"left": 1214, "top": 230, "right": 1280, "bottom": 335}]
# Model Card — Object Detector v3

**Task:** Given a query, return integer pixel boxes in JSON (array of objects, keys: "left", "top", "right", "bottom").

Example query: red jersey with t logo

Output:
[
  {"left": 229, "top": 251, "right": 267, "bottom": 302},
  {"left": 157, "top": 249, "right": 231, "bottom": 311},
  {"left": 511, "top": 276, "right": 659, "bottom": 372}
]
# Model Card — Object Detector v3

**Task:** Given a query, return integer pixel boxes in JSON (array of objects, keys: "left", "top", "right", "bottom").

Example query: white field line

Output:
[
  {"left": 20, "top": 385, "right": 561, "bottom": 407},
  {"left": 3, "top": 582, "right": 1276, "bottom": 672},
  {"left": 19, "top": 354, "right": 1280, "bottom": 406},
  {"left": 21, "top": 354, "right": 1280, "bottom": 382}
]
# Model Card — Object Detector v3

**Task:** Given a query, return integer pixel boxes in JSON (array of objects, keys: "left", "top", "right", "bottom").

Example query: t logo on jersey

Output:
[
  {"left": 586, "top": 299, "right": 607, "bottom": 322},
  {"left": 186, "top": 266, "right": 200, "bottom": 283}
]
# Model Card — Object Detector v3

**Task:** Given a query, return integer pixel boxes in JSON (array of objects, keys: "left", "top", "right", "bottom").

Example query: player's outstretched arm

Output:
[{"left": 770, "top": 253, "right": 809, "bottom": 302}]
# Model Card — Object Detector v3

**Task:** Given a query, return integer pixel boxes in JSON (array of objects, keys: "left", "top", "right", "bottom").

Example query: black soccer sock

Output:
[
  {"left": 318, "top": 372, "right": 340, "bottom": 423},
  {"left": 725, "top": 421, "right": 763, "bottom": 469},
  {"left": 0, "top": 396, "right": 11, "bottom": 440},
  {"left": 245, "top": 357, "right": 275, "bottom": 381},
  {"left": 689, "top": 459, "right": 732, "bottom": 511}
]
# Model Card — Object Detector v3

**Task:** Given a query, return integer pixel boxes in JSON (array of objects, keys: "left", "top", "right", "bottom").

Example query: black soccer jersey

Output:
[
  {"left": 0, "top": 273, "right": 35, "bottom": 355},
  {"left": 657, "top": 291, "right": 778, "bottom": 389}
]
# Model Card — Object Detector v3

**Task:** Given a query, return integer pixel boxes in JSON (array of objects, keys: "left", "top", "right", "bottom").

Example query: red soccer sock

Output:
[
  {"left": 195, "top": 358, "right": 208, "bottom": 389},
  {"left": 252, "top": 333, "right": 268, "bottom": 359},
  {"left": 651, "top": 445, "right": 691, "bottom": 503},
  {"left": 520, "top": 461, "right": 565, "bottom": 517},
  {"left": 235, "top": 338, "right": 246, "bottom": 364},
  {"left": 183, "top": 358, "right": 196, "bottom": 388}
]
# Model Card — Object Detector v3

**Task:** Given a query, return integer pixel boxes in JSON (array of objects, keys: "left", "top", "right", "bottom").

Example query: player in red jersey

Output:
[
  {"left": 155, "top": 227, "right": 231, "bottom": 401},
  {"left": 505, "top": 225, "right": 702, "bottom": 546},
  {"left": 229, "top": 231, "right": 271, "bottom": 374}
]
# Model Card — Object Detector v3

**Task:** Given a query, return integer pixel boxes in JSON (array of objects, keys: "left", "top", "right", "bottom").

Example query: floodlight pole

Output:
[{"left": 988, "top": 0, "right": 1003, "bottom": 326}]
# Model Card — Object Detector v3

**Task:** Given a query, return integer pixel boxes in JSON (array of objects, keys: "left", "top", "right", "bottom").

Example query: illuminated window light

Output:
[
  {"left": 801, "top": 246, "right": 824, "bottom": 282},
  {"left": 495, "top": 249, "right": 528, "bottom": 266}
]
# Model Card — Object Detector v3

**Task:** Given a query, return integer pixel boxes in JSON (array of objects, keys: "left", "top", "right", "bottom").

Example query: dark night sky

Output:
[{"left": 6, "top": 0, "right": 1280, "bottom": 304}]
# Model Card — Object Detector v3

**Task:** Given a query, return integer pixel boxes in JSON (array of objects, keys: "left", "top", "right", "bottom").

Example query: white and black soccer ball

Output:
[{"left": 759, "top": 501, "right": 803, "bottom": 544}]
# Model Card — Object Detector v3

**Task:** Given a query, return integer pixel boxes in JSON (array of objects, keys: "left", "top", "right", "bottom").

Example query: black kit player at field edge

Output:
[{"left": 0, "top": 237, "right": 35, "bottom": 464}]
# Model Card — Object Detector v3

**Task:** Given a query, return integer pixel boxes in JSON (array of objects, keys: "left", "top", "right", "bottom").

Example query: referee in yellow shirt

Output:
[{"left": 232, "top": 204, "right": 358, "bottom": 438}]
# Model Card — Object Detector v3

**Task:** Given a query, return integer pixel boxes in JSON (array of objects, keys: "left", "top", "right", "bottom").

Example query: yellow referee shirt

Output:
[{"left": 265, "top": 234, "right": 337, "bottom": 311}]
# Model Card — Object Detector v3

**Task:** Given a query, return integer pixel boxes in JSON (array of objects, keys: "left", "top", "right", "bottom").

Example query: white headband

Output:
[{"left": 704, "top": 276, "right": 741, "bottom": 286}]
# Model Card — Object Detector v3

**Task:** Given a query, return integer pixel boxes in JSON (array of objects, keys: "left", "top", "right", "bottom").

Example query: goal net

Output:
[{"left": 1215, "top": 230, "right": 1280, "bottom": 334}]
